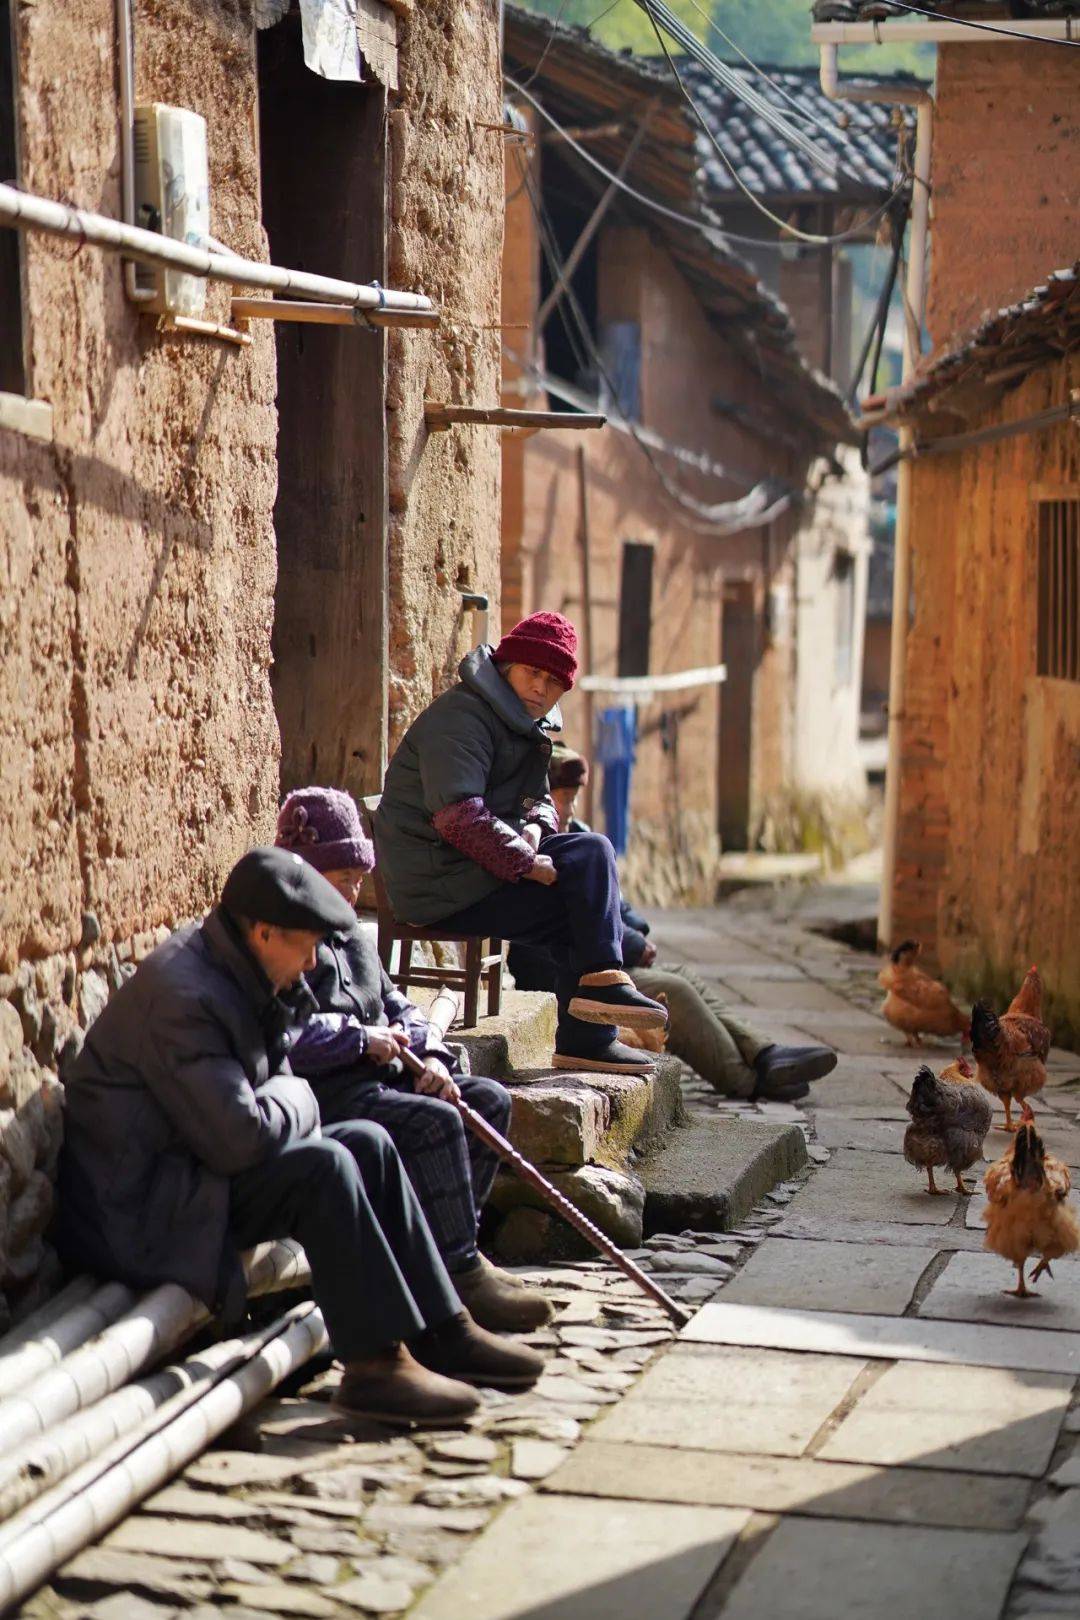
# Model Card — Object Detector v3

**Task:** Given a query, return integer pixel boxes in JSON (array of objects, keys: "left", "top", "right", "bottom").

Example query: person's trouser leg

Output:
[
  {"left": 631, "top": 965, "right": 758, "bottom": 1098},
  {"left": 720, "top": 1010, "right": 773, "bottom": 1071},
  {"left": 229, "top": 1121, "right": 460, "bottom": 1360},
  {"left": 317, "top": 1078, "right": 510, "bottom": 1273},
  {"left": 437, "top": 831, "right": 623, "bottom": 1055}
]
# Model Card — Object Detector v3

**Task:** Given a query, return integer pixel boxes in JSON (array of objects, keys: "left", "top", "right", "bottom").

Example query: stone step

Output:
[
  {"left": 506, "top": 1056, "right": 685, "bottom": 1170},
  {"left": 641, "top": 1115, "right": 808, "bottom": 1236},
  {"left": 483, "top": 1057, "right": 686, "bottom": 1261},
  {"left": 448, "top": 990, "right": 558, "bottom": 1079}
]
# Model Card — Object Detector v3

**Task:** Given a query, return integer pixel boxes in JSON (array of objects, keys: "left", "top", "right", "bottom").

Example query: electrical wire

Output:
[
  {"left": 639, "top": 0, "right": 909, "bottom": 246},
  {"left": 516, "top": 0, "right": 576, "bottom": 89},
  {"left": 516, "top": 153, "right": 805, "bottom": 531},
  {"left": 680, "top": 0, "right": 849, "bottom": 141},
  {"left": 878, "top": 1, "right": 1080, "bottom": 47},
  {"left": 506, "top": 72, "right": 910, "bottom": 252}
]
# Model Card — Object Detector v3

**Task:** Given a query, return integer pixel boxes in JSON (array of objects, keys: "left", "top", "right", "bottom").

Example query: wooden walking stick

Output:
[{"left": 400, "top": 989, "right": 691, "bottom": 1328}]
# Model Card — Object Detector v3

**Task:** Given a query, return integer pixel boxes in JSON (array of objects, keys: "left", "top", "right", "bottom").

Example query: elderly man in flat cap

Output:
[{"left": 58, "top": 847, "right": 544, "bottom": 1426}]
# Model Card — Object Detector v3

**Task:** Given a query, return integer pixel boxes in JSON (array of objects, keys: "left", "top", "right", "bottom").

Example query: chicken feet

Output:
[
  {"left": 1004, "top": 1262, "right": 1038, "bottom": 1299},
  {"left": 925, "top": 1167, "right": 952, "bottom": 1196},
  {"left": 1031, "top": 1258, "right": 1055, "bottom": 1284}
]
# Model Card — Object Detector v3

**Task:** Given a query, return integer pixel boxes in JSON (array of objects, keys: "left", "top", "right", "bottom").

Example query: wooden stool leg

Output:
[
  {"left": 377, "top": 913, "right": 394, "bottom": 972},
  {"left": 488, "top": 940, "right": 503, "bottom": 1017},
  {"left": 464, "top": 937, "right": 481, "bottom": 1029},
  {"left": 398, "top": 937, "right": 414, "bottom": 993}
]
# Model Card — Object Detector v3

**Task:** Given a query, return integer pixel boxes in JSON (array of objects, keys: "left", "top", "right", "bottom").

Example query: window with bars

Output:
[{"left": 1036, "top": 499, "right": 1079, "bottom": 683}]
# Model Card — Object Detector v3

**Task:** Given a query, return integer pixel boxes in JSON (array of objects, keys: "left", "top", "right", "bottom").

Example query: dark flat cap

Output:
[{"left": 221, "top": 846, "right": 358, "bottom": 933}]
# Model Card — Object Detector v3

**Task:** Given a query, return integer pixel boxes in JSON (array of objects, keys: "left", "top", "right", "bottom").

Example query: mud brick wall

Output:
[
  {"left": 0, "top": 0, "right": 281, "bottom": 1321},
  {"left": 386, "top": 0, "right": 505, "bottom": 748}
]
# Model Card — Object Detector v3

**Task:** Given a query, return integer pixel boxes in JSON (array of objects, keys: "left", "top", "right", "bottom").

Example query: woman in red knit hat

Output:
[{"left": 374, "top": 612, "right": 667, "bottom": 1074}]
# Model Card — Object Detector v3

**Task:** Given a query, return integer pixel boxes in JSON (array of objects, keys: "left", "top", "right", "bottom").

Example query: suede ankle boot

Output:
[
  {"left": 569, "top": 970, "right": 668, "bottom": 1030},
  {"left": 333, "top": 1344, "right": 479, "bottom": 1427},
  {"left": 412, "top": 1311, "right": 547, "bottom": 1390},
  {"left": 452, "top": 1255, "right": 555, "bottom": 1333}
]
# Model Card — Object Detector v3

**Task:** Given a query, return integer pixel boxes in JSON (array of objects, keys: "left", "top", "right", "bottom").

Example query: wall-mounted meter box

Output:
[{"left": 132, "top": 104, "right": 210, "bottom": 316}]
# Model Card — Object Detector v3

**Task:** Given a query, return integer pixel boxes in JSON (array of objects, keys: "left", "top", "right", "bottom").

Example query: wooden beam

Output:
[
  {"left": 232, "top": 298, "right": 438, "bottom": 331},
  {"left": 534, "top": 106, "right": 655, "bottom": 336},
  {"left": 425, "top": 403, "right": 606, "bottom": 433}
]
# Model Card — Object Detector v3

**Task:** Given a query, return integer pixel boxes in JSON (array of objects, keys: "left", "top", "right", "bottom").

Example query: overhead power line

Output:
[
  {"left": 506, "top": 72, "right": 910, "bottom": 253},
  {"left": 630, "top": 0, "right": 844, "bottom": 185},
  {"left": 638, "top": 0, "right": 909, "bottom": 246},
  {"left": 880, "top": 1, "right": 1080, "bottom": 46}
]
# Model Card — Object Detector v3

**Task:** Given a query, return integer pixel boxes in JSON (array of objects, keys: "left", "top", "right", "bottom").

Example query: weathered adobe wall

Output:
[
  {"left": 502, "top": 206, "right": 850, "bottom": 901},
  {"left": 386, "top": 0, "right": 505, "bottom": 751},
  {"left": 893, "top": 356, "right": 1080, "bottom": 1041},
  {"left": 928, "top": 43, "right": 1080, "bottom": 347},
  {"left": 0, "top": 0, "right": 279, "bottom": 1321}
]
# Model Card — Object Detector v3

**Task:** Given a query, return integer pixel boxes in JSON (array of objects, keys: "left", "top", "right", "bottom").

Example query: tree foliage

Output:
[{"left": 517, "top": 0, "right": 933, "bottom": 75}]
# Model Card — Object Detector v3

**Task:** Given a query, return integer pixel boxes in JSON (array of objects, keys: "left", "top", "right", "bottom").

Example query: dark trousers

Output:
[
  {"left": 313, "top": 1074, "right": 511, "bottom": 1272},
  {"left": 229, "top": 1120, "right": 460, "bottom": 1362},
  {"left": 438, "top": 830, "right": 623, "bottom": 1055}
]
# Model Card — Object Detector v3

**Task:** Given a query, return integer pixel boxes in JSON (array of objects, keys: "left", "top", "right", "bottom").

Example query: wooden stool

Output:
[{"left": 360, "top": 797, "right": 504, "bottom": 1030}]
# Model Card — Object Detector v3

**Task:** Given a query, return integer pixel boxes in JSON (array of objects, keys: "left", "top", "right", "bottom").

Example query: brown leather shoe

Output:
[
  {"left": 453, "top": 1256, "right": 556, "bottom": 1333},
  {"left": 412, "top": 1312, "right": 547, "bottom": 1390},
  {"left": 333, "top": 1344, "right": 480, "bottom": 1427}
]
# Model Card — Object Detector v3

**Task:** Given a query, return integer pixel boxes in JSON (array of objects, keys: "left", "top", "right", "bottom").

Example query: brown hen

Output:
[
  {"left": 903, "top": 1058, "right": 992, "bottom": 1196},
  {"left": 878, "top": 940, "right": 969, "bottom": 1047},
  {"left": 971, "top": 966, "right": 1050, "bottom": 1132},
  {"left": 983, "top": 1104, "right": 1079, "bottom": 1297}
]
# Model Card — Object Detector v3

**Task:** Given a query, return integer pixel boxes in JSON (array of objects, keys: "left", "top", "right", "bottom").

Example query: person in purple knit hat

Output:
[{"left": 276, "top": 786, "right": 555, "bottom": 1337}]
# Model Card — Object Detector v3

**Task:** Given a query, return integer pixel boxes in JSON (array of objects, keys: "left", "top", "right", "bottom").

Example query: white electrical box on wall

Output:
[{"left": 132, "top": 103, "right": 210, "bottom": 316}]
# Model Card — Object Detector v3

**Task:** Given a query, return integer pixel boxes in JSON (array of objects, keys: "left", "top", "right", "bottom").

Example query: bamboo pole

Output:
[
  {"left": 0, "top": 1283, "right": 135, "bottom": 1404},
  {"left": 0, "top": 1278, "right": 99, "bottom": 1366},
  {"left": 0, "top": 1285, "right": 207, "bottom": 1457},
  {"left": 0, "top": 182, "right": 434, "bottom": 314},
  {"left": 398, "top": 1004, "right": 688, "bottom": 1327},
  {"left": 231, "top": 298, "right": 440, "bottom": 331},
  {"left": 0, "top": 1243, "right": 310, "bottom": 1523},
  {"left": 0, "top": 1306, "right": 327, "bottom": 1614}
]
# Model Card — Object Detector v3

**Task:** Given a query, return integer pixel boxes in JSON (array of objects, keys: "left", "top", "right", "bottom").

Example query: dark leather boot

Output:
[
  {"left": 333, "top": 1344, "right": 480, "bottom": 1427},
  {"left": 412, "top": 1311, "right": 547, "bottom": 1390}
]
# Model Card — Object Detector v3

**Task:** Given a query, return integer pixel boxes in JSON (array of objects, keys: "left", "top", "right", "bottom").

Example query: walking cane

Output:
[{"left": 397, "top": 988, "right": 691, "bottom": 1328}]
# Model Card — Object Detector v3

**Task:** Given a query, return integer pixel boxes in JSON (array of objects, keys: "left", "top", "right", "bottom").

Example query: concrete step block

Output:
[
  {"left": 642, "top": 1116, "right": 808, "bottom": 1236},
  {"left": 449, "top": 990, "right": 557, "bottom": 1079}
]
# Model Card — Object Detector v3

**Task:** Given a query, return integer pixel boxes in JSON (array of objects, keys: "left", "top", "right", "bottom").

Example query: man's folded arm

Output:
[{"left": 143, "top": 1003, "right": 320, "bottom": 1175}]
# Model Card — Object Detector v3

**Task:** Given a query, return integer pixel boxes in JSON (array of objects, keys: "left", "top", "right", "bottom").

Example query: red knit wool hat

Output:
[{"left": 492, "top": 611, "right": 578, "bottom": 690}]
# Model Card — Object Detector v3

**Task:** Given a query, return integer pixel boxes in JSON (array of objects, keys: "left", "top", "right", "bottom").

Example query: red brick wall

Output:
[
  {"left": 892, "top": 357, "right": 1080, "bottom": 1036},
  {"left": 928, "top": 43, "right": 1080, "bottom": 348}
]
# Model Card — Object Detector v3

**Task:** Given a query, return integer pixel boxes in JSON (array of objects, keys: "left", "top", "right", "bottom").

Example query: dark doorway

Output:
[
  {"left": 718, "top": 580, "right": 758, "bottom": 850},
  {"left": 258, "top": 19, "right": 388, "bottom": 797},
  {"left": 617, "top": 541, "right": 653, "bottom": 678}
]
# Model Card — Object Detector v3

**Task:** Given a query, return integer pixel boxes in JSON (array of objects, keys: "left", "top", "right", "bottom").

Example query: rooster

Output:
[
  {"left": 971, "top": 966, "right": 1050, "bottom": 1131},
  {"left": 903, "top": 1059, "right": 992, "bottom": 1196},
  {"left": 879, "top": 940, "right": 970, "bottom": 1048},
  {"left": 983, "top": 1103, "right": 1079, "bottom": 1297}
]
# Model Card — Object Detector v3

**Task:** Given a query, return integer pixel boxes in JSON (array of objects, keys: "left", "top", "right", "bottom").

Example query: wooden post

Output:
[{"left": 576, "top": 444, "right": 596, "bottom": 825}]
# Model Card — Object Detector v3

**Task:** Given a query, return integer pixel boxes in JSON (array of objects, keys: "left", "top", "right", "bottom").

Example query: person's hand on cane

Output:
[
  {"left": 364, "top": 1027, "right": 409, "bottom": 1066},
  {"left": 412, "top": 1055, "right": 461, "bottom": 1102}
]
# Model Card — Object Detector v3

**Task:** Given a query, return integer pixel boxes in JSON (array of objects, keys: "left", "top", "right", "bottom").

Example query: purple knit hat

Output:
[{"left": 275, "top": 787, "right": 375, "bottom": 875}]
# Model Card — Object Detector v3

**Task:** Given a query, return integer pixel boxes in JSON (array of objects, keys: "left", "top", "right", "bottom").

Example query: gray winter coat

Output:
[
  {"left": 58, "top": 909, "right": 320, "bottom": 1322},
  {"left": 374, "top": 646, "right": 559, "bottom": 925}
]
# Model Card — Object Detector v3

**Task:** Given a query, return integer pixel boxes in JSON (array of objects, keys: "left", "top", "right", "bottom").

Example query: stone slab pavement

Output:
[
  {"left": 18, "top": 894, "right": 1080, "bottom": 1620},
  {"left": 404, "top": 899, "right": 1080, "bottom": 1620}
]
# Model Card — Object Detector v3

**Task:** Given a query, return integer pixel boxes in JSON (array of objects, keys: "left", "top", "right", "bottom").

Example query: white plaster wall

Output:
[{"left": 793, "top": 448, "right": 871, "bottom": 798}]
